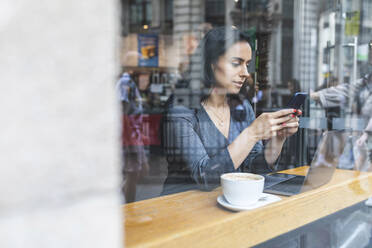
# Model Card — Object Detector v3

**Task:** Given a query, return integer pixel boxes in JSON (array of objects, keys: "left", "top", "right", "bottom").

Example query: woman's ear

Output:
[{"left": 211, "top": 64, "right": 215, "bottom": 71}]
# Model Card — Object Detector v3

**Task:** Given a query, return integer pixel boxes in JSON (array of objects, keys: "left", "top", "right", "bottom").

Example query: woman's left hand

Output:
[{"left": 277, "top": 110, "right": 301, "bottom": 139}]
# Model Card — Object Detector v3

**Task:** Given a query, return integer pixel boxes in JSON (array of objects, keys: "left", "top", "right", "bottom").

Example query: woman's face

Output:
[{"left": 212, "top": 41, "right": 252, "bottom": 94}]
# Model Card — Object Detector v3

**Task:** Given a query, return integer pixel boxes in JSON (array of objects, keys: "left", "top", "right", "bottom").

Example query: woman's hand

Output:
[
  {"left": 248, "top": 109, "right": 299, "bottom": 141},
  {"left": 277, "top": 110, "right": 302, "bottom": 139}
]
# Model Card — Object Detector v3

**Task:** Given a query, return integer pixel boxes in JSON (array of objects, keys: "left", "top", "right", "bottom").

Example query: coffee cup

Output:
[{"left": 221, "top": 172, "right": 265, "bottom": 206}]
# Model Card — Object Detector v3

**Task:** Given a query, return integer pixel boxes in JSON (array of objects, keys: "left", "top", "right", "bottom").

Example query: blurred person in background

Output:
[
  {"left": 117, "top": 69, "right": 149, "bottom": 203},
  {"left": 355, "top": 117, "right": 372, "bottom": 171},
  {"left": 310, "top": 43, "right": 372, "bottom": 171}
]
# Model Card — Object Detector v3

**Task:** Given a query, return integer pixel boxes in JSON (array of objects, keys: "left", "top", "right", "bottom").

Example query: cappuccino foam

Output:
[{"left": 224, "top": 174, "right": 260, "bottom": 181}]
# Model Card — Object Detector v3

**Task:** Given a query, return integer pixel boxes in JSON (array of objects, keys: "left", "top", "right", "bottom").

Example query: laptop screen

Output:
[
  {"left": 311, "top": 130, "right": 348, "bottom": 169},
  {"left": 264, "top": 130, "right": 349, "bottom": 196},
  {"left": 301, "top": 130, "right": 348, "bottom": 191}
]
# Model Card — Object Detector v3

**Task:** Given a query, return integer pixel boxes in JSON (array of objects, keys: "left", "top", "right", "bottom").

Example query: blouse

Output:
[{"left": 161, "top": 100, "right": 275, "bottom": 195}]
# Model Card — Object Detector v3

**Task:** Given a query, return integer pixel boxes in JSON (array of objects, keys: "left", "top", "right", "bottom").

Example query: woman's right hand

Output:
[{"left": 247, "top": 109, "right": 298, "bottom": 141}]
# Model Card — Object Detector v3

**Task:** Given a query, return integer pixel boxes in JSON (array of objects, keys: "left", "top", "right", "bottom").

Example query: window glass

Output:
[{"left": 121, "top": 0, "right": 372, "bottom": 246}]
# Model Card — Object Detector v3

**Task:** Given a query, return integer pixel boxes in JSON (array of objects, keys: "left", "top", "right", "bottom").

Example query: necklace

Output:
[{"left": 203, "top": 101, "right": 228, "bottom": 127}]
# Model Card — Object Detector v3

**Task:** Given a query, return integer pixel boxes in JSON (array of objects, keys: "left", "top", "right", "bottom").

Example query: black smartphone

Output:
[{"left": 286, "top": 92, "right": 308, "bottom": 110}]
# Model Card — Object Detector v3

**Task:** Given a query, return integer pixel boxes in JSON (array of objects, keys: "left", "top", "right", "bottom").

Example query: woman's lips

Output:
[{"left": 233, "top": 81, "right": 243, "bottom": 88}]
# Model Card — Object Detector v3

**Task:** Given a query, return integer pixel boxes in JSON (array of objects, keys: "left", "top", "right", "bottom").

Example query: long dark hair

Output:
[
  {"left": 192, "top": 26, "right": 253, "bottom": 89},
  {"left": 192, "top": 26, "right": 253, "bottom": 121}
]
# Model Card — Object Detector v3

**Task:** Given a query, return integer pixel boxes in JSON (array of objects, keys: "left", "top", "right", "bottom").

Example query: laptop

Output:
[{"left": 263, "top": 130, "right": 348, "bottom": 196}]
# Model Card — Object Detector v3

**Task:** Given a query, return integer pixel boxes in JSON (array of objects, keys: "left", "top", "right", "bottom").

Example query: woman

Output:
[{"left": 162, "top": 27, "right": 300, "bottom": 195}]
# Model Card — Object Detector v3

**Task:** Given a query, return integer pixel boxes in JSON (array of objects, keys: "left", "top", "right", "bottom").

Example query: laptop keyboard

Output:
[
  {"left": 264, "top": 174, "right": 297, "bottom": 188},
  {"left": 264, "top": 175, "right": 306, "bottom": 195},
  {"left": 267, "top": 181, "right": 303, "bottom": 194}
]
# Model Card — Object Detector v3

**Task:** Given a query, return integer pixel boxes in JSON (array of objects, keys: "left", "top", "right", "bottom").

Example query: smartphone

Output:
[{"left": 286, "top": 92, "right": 308, "bottom": 110}]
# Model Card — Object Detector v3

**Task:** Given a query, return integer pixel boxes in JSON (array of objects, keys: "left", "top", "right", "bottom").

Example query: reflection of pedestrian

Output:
[
  {"left": 117, "top": 71, "right": 149, "bottom": 203},
  {"left": 311, "top": 74, "right": 372, "bottom": 170},
  {"left": 356, "top": 118, "right": 372, "bottom": 147},
  {"left": 355, "top": 118, "right": 372, "bottom": 171},
  {"left": 310, "top": 74, "right": 372, "bottom": 118}
]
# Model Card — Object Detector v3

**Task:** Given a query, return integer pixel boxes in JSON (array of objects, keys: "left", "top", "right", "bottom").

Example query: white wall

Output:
[{"left": 0, "top": 0, "right": 123, "bottom": 247}]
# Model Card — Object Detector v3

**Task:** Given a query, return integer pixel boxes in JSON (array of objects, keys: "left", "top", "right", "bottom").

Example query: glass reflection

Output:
[{"left": 121, "top": 0, "right": 372, "bottom": 247}]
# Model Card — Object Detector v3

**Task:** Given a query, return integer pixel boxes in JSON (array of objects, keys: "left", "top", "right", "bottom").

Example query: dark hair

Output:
[
  {"left": 187, "top": 27, "right": 252, "bottom": 121},
  {"left": 288, "top": 78, "right": 301, "bottom": 93},
  {"left": 191, "top": 26, "right": 252, "bottom": 89}
]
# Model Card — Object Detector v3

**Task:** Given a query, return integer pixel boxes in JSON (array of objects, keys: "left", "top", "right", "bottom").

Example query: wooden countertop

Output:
[{"left": 123, "top": 167, "right": 372, "bottom": 248}]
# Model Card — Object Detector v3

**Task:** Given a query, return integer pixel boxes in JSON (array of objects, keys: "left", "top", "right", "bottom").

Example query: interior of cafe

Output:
[{"left": 120, "top": 0, "right": 372, "bottom": 247}]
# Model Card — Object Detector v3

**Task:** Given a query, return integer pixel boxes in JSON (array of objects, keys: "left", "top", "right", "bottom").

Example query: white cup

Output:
[{"left": 221, "top": 172, "right": 265, "bottom": 206}]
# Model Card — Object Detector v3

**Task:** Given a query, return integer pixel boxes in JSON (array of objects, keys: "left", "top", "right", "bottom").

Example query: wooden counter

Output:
[{"left": 123, "top": 167, "right": 372, "bottom": 248}]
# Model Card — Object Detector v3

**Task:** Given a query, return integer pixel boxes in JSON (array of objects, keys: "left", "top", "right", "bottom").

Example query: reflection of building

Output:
[
  {"left": 120, "top": 0, "right": 372, "bottom": 111},
  {"left": 293, "top": 0, "right": 319, "bottom": 91},
  {"left": 120, "top": 0, "right": 372, "bottom": 109},
  {"left": 120, "top": 0, "right": 281, "bottom": 110},
  {"left": 172, "top": 0, "right": 205, "bottom": 108},
  {"left": 316, "top": 0, "right": 372, "bottom": 88}
]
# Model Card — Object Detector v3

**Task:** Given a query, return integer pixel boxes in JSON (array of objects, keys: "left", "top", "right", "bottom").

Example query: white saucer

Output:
[{"left": 217, "top": 193, "right": 281, "bottom": 211}]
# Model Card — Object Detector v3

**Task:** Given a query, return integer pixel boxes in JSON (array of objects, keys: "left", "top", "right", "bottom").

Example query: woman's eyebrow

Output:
[
  {"left": 231, "top": 57, "right": 244, "bottom": 62},
  {"left": 231, "top": 57, "right": 251, "bottom": 63}
]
